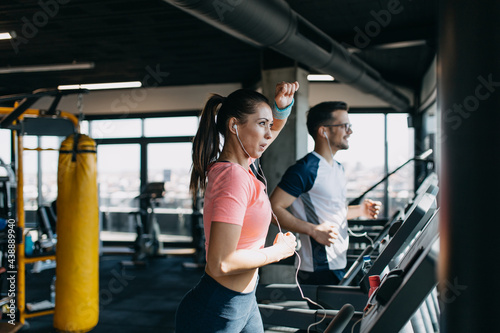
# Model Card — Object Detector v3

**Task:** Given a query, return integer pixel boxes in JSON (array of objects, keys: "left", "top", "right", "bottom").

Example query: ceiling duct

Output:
[{"left": 163, "top": 0, "right": 411, "bottom": 111}]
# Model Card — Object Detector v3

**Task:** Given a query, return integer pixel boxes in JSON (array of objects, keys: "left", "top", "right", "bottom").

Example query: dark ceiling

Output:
[{"left": 0, "top": 0, "right": 437, "bottom": 101}]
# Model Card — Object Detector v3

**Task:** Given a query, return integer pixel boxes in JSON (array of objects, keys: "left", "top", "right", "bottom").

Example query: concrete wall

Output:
[
  {"left": 31, "top": 81, "right": 411, "bottom": 116},
  {"left": 31, "top": 83, "right": 242, "bottom": 115}
]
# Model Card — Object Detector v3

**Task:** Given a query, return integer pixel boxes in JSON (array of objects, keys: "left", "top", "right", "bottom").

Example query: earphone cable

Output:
[{"left": 237, "top": 124, "right": 327, "bottom": 332}]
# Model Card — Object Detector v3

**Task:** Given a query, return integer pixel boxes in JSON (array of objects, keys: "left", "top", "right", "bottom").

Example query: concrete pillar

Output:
[
  {"left": 259, "top": 66, "right": 309, "bottom": 284},
  {"left": 260, "top": 66, "right": 310, "bottom": 193},
  {"left": 438, "top": 0, "right": 500, "bottom": 331}
]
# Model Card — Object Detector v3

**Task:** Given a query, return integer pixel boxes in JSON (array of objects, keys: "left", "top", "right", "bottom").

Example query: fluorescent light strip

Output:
[
  {"left": 307, "top": 74, "right": 335, "bottom": 82},
  {"left": 373, "top": 40, "right": 426, "bottom": 50},
  {"left": 58, "top": 81, "right": 142, "bottom": 91},
  {"left": 346, "top": 40, "right": 427, "bottom": 53},
  {"left": 0, "top": 62, "right": 95, "bottom": 74},
  {"left": 0, "top": 32, "right": 13, "bottom": 40}
]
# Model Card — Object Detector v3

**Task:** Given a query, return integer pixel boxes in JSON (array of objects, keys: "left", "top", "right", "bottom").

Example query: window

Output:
[
  {"left": 148, "top": 142, "right": 193, "bottom": 236},
  {"left": 23, "top": 136, "right": 39, "bottom": 210},
  {"left": 97, "top": 144, "right": 141, "bottom": 211},
  {"left": 148, "top": 142, "right": 192, "bottom": 209},
  {"left": 0, "top": 129, "right": 11, "bottom": 163},
  {"left": 91, "top": 118, "right": 142, "bottom": 139},
  {"left": 21, "top": 136, "right": 63, "bottom": 210},
  {"left": 39, "top": 137, "right": 60, "bottom": 205},
  {"left": 307, "top": 112, "right": 414, "bottom": 218},
  {"left": 144, "top": 116, "right": 198, "bottom": 137},
  {"left": 387, "top": 114, "right": 415, "bottom": 216},
  {"left": 336, "top": 114, "right": 386, "bottom": 209},
  {"left": 92, "top": 114, "right": 198, "bottom": 237},
  {"left": 80, "top": 120, "right": 90, "bottom": 136}
]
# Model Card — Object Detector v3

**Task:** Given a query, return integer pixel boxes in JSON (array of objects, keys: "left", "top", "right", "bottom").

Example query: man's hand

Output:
[
  {"left": 311, "top": 223, "right": 338, "bottom": 246},
  {"left": 361, "top": 199, "right": 382, "bottom": 219},
  {"left": 275, "top": 81, "right": 299, "bottom": 109}
]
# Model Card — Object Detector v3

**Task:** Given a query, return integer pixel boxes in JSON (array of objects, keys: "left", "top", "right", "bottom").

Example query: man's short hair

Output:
[{"left": 306, "top": 101, "right": 349, "bottom": 137}]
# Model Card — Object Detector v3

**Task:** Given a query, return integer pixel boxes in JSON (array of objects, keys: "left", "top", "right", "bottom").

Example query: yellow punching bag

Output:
[{"left": 54, "top": 134, "right": 99, "bottom": 332}]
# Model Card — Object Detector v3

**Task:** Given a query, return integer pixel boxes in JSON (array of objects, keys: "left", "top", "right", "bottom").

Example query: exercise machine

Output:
[
  {"left": 0, "top": 158, "right": 16, "bottom": 326},
  {"left": 122, "top": 182, "right": 164, "bottom": 266},
  {"left": 358, "top": 211, "right": 440, "bottom": 332},
  {"left": 260, "top": 207, "right": 440, "bottom": 332},
  {"left": 341, "top": 173, "right": 439, "bottom": 287},
  {"left": 257, "top": 174, "right": 439, "bottom": 331}
]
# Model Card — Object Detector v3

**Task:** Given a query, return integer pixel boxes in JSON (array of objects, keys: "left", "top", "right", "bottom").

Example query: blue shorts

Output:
[{"left": 175, "top": 273, "right": 263, "bottom": 333}]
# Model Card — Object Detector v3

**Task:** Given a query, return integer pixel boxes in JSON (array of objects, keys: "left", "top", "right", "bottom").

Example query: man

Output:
[{"left": 270, "top": 101, "right": 381, "bottom": 285}]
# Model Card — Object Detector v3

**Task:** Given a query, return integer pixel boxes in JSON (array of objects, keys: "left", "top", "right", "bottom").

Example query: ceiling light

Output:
[
  {"left": 307, "top": 74, "right": 335, "bottom": 82},
  {"left": 373, "top": 40, "right": 426, "bottom": 50},
  {"left": 0, "top": 62, "right": 95, "bottom": 74},
  {"left": 0, "top": 32, "right": 13, "bottom": 40},
  {"left": 347, "top": 40, "right": 427, "bottom": 53},
  {"left": 58, "top": 81, "right": 142, "bottom": 91}
]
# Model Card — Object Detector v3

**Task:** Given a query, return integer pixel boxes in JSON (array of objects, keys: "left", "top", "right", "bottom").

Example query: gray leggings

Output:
[{"left": 175, "top": 273, "right": 264, "bottom": 333}]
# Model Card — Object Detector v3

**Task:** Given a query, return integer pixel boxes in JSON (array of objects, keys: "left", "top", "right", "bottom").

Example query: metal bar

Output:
[
  {"left": 0, "top": 97, "right": 38, "bottom": 129},
  {"left": 25, "top": 309, "right": 54, "bottom": 318},
  {"left": 16, "top": 133, "right": 26, "bottom": 325},
  {"left": 24, "top": 255, "right": 56, "bottom": 264},
  {"left": 0, "top": 88, "right": 87, "bottom": 129},
  {"left": 47, "top": 94, "right": 62, "bottom": 115}
]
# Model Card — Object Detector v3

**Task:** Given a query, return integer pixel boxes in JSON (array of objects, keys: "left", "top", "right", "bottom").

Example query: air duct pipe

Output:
[{"left": 164, "top": 0, "right": 411, "bottom": 111}]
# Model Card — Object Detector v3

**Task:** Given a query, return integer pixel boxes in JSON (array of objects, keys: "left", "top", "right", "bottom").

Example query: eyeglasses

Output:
[{"left": 323, "top": 123, "right": 353, "bottom": 131}]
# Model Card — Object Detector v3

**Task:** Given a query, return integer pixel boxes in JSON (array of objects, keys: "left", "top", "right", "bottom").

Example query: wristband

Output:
[{"left": 273, "top": 98, "right": 294, "bottom": 119}]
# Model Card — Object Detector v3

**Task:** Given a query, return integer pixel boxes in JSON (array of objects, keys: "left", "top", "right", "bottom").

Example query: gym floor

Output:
[
  {"left": 17, "top": 253, "right": 297, "bottom": 333},
  {"left": 19, "top": 254, "right": 203, "bottom": 333}
]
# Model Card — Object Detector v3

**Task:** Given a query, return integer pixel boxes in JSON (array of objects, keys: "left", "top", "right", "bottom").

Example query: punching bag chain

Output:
[{"left": 77, "top": 93, "right": 84, "bottom": 129}]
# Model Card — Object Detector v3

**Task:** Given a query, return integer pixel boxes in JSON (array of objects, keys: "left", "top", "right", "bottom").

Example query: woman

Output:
[{"left": 175, "top": 81, "right": 299, "bottom": 332}]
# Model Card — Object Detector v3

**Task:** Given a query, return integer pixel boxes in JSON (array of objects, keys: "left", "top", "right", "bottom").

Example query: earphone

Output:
[
  {"left": 323, "top": 129, "right": 336, "bottom": 165},
  {"left": 233, "top": 123, "right": 252, "bottom": 158}
]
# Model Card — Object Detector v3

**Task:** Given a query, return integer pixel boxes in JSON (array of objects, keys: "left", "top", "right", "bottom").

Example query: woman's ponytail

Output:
[{"left": 190, "top": 94, "right": 224, "bottom": 199}]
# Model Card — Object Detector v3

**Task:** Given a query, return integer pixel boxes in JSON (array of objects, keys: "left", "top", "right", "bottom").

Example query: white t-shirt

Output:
[{"left": 277, "top": 151, "right": 348, "bottom": 271}]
